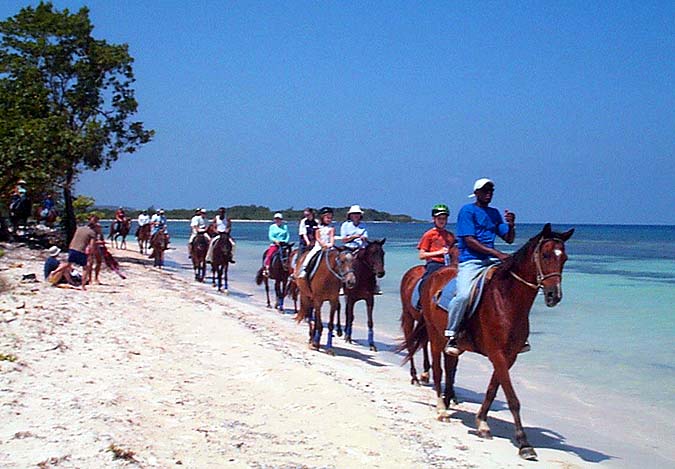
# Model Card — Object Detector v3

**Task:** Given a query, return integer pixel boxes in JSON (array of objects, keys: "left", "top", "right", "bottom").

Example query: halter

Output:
[
  {"left": 510, "top": 237, "right": 564, "bottom": 290},
  {"left": 325, "top": 248, "right": 355, "bottom": 282}
]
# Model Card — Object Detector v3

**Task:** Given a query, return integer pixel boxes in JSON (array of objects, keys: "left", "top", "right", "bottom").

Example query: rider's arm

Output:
[
  {"left": 500, "top": 210, "right": 516, "bottom": 244},
  {"left": 463, "top": 235, "right": 509, "bottom": 261},
  {"left": 326, "top": 227, "right": 335, "bottom": 248}
]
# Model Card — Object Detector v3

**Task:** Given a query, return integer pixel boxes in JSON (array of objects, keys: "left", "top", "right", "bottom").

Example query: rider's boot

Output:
[{"left": 520, "top": 340, "right": 531, "bottom": 353}]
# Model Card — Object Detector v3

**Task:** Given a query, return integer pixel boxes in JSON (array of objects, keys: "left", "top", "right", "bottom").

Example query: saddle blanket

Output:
[{"left": 410, "top": 265, "right": 495, "bottom": 320}]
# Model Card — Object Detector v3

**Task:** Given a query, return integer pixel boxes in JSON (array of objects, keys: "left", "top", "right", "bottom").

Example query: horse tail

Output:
[
  {"left": 396, "top": 316, "right": 427, "bottom": 364},
  {"left": 255, "top": 268, "right": 264, "bottom": 286}
]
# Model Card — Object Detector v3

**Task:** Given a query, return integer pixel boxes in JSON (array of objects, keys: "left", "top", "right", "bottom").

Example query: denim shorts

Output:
[{"left": 67, "top": 249, "right": 87, "bottom": 267}]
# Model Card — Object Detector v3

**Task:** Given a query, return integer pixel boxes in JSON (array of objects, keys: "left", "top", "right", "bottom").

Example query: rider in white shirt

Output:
[
  {"left": 137, "top": 210, "right": 150, "bottom": 226},
  {"left": 206, "top": 207, "right": 236, "bottom": 263},
  {"left": 188, "top": 208, "right": 210, "bottom": 258}
]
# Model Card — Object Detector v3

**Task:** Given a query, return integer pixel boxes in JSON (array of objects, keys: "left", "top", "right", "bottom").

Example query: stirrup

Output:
[
  {"left": 444, "top": 337, "right": 460, "bottom": 356},
  {"left": 519, "top": 340, "right": 531, "bottom": 353}
]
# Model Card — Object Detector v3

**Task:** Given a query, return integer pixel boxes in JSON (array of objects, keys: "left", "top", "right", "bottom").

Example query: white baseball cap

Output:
[
  {"left": 273, "top": 212, "right": 283, "bottom": 219},
  {"left": 469, "top": 178, "right": 495, "bottom": 197},
  {"left": 347, "top": 204, "right": 363, "bottom": 215}
]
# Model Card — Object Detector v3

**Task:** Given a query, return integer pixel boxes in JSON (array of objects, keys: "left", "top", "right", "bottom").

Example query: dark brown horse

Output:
[
  {"left": 8, "top": 194, "right": 31, "bottom": 234},
  {"left": 149, "top": 229, "right": 169, "bottom": 268},
  {"left": 211, "top": 232, "right": 233, "bottom": 293},
  {"left": 255, "top": 242, "right": 294, "bottom": 310},
  {"left": 405, "top": 224, "right": 574, "bottom": 460},
  {"left": 399, "top": 265, "right": 431, "bottom": 385},
  {"left": 190, "top": 232, "right": 209, "bottom": 281},
  {"left": 344, "top": 239, "right": 386, "bottom": 351},
  {"left": 109, "top": 217, "right": 131, "bottom": 250},
  {"left": 136, "top": 224, "right": 151, "bottom": 254},
  {"left": 295, "top": 248, "right": 356, "bottom": 355}
]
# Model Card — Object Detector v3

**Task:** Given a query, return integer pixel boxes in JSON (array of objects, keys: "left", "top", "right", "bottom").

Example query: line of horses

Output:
[{"left": 111, "top": 218, "right": 574, "bottom": 460}]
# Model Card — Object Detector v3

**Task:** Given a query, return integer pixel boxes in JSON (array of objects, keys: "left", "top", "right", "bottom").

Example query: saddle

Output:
[{"left": 410, "top": 265, "right": 498, "bottom": 319}]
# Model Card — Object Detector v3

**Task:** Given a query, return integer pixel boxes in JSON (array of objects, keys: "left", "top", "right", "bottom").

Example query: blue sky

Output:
[{"left": 3, "top": 1, "right": 674, "bottom": 224}]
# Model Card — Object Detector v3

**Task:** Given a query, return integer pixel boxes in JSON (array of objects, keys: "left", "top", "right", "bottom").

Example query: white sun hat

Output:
[
  {"left": 47, "top": 246, "right": 61, "bottom": 257},
  {"left": 468, "top": 178, "right": 495, "bottom": 197},
  {"left": 347, "top": 204, "right": 364, "bottom": 215},
  {"left": 273, "top": 212, "right": 283, "bottom": 219}
]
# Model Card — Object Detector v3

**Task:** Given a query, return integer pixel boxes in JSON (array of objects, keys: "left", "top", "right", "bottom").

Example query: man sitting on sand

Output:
[{"left": 44, "top": 246, "right": 80, "bottom": 287}]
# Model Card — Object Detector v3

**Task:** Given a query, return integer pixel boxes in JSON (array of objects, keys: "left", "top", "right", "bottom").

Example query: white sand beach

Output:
[{"left": 0, "top": 244, "right": 658, "bottom": 468}]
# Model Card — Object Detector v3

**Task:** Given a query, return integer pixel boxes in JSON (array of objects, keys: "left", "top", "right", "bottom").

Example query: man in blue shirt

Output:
[{"left": 444, "top": 178, "right": 518, "bottom": 355}]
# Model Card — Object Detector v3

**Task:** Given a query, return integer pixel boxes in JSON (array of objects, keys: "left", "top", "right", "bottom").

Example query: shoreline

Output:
[{"left": 1, "top": 244, "right": 672, "bottom": 467}]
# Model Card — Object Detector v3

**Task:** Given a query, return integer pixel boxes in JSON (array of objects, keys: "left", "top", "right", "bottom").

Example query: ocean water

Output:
[{"left": 157, "top": 221, "right": 675, "bottom": 415}]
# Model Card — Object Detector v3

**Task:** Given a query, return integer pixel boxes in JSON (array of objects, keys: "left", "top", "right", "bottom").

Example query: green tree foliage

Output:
[
  {"left": 0, "top": 2, "right": 153, "bottom": 241},
  {"left": 72, "top": 194, "right": 102, "bottom": 222}
]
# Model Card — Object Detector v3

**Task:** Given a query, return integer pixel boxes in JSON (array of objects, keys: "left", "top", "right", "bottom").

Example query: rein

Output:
[{"left": 509, "top": 237, "right": 564, "bottom": 290}]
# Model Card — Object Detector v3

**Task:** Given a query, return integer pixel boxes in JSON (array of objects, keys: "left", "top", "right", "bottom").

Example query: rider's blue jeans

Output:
[{"left": 445, "top": 258, "right": 500, "bottom": 337}]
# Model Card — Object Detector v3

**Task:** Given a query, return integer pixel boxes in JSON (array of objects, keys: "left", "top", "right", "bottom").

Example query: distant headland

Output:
[{"left": 94, "top": 205, "right": 420, "bottom": 223}]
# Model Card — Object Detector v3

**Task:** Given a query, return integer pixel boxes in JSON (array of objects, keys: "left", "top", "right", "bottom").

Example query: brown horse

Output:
[
  {"left": 149, "top": 229, "right": 169, "bottom": 268},
  {"left": 136, "top": 224, "right": 151, "bottom": 254},
  {"left": 405, "top": 224, "right": 574, "bottom": 460},
  {"left": 399, "top": 265, "right": 431, "bottom": 385},
  {"left": 211, "top": 232, "right": 233, "bottom": 293},
  {"left": 255, "top": 242, "right": 294, "bottom": 310},
  {"left": 190, "top": 232, "right": 209, "bottom": 281},
  {"left": 344, "top": 239, "right": 386, "bottom": 351},
  {"left": 295, "top": 248, "right": 356, "bottom": 355},
  {"left": 109, "top": 217, "right": 131, "bottom": 250}
]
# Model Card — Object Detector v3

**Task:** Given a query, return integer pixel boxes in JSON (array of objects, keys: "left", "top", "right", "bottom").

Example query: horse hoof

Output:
[
  {"left": 411, "top": 377, "right": 420, "bottom": 386},
  {"left": 369, "top": 344, "right": 378, "bottom": 352},
  {"left": 326, "top": 348, "right": 336, "bottom": 356},
  {"left": 477, "top": 429, "right": 492, "bottom": 440},
  {"left": 519, "top": 446, "right": 538, "bottom": 461},
  {"left": 420, "top": 372, "right": 430, "bottom": 384},
  {"left": 308, "top": 342, "right": 319, "bottom": 351},
  {"left": 448, "top": 397, "right": 459, "bottom": 407},
  {"left": 344, "top": 335, "right": 351, "bottom": 343},
  {"left": 336, "top": 329, "right": 343, "bottom": 337},
  {"left": 436, "top": 410, "right": 452, "bottom": 422}
]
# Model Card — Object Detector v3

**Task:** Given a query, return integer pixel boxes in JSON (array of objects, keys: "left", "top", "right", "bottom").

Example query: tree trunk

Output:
[{"left": 63, "top": 169, "right": 76, "bottom": 245}]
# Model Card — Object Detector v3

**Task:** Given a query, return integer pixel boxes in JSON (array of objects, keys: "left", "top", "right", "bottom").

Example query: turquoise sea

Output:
[{"left": 158, "top": 220, "right": 675, "bottom": 418}]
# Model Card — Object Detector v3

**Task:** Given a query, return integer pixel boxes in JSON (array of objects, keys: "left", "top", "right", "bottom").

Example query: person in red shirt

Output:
[{"left": 415, "top": 204, "right": 457, "bottom": 309}]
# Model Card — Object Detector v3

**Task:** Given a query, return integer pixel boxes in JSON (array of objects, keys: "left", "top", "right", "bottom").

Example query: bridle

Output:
[
  {"left": 510, "top": 237, "right": 564, "bottom": 290},
  {"left": 325, "top": 248, "right": 355, "bottom": 281}
]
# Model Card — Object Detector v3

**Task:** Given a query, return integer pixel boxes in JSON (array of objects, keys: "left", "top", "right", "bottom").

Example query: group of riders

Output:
[
  {"left": 7, "top": 180, "right": 57, "bottom": 232},
  {"left": 252, "top": 177, "right": 525, "bottom": 356}
]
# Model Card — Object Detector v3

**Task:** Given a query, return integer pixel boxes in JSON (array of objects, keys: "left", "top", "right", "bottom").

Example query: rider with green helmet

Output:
[{"left": 415, "top": 204, "right": 457, "bottom": 309}]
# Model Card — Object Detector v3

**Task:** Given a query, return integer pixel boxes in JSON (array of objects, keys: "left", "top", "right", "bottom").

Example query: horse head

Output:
[
  {"left": 335, "top": 247, "right": 357, "bottom": 290},
  {"left": 536, "top": 223, "right": 574, "bottom": 307},
  {"left": 361, "top": 238, "right": 386, "bottom": 278}
]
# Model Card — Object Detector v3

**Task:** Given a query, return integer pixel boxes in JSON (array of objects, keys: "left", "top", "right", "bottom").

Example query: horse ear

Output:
[
  {"left": 380, "top": 237, "right": 386, "bottom": 245},
  {"left": 560, "top": 228, "right": 575, "bottom": 241},
  {"left": 542, "top": 223, "right": 553, "bottom": 238}
]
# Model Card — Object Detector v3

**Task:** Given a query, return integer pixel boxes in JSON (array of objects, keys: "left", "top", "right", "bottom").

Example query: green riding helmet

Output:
[{"left": 431, "top": 204, "right": 450, "bottom": 217}]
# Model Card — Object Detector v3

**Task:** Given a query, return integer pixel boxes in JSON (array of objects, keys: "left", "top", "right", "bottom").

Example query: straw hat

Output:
[{"left": 47, "top": 246, "right": 61, "bottom": 257}]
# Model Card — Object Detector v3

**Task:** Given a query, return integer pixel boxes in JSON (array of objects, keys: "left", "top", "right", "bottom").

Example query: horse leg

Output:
[
  {"left": 344, "top": 298, "right": 354, "bottom": 343},
  {"left": 475, "top": 371, "right": 500, "bottom": 440},
  {"left": 325, "top": 300, "right": 337, "bottom": 356},
  {"left": 310, "top": 300, "right": 322, "bottom": 350},
  {"left": 489, "top": 354, "right": 537, "bottom": 460},
  {"left": 401, "top": 311, "right": 420, "bottom": 385},
  {"left": 429, "top": 337, "right": 448, "bottom": 417},
  {"left": 222, "top": 264, "right": 229, "bottom": 294},
  {"left": 421, "top": 336, "right": 431, "bottom": 384},
  {"left": 264, "top": 279, "right": 272, "bottom": 308},
  {"left": 443, "top": 353, "right": 459, "bottom": 408},
  {"left": 366, "top": 296, "right": 376, "bottom": 351}
]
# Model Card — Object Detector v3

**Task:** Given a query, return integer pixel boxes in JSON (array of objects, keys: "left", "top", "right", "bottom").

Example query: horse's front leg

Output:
[
  {"left": 344, "top": 298, "right": 354, "bottom": 343},
  {"left": 325, "top": 299, "right": 338, "bottom": 356},
  {"left": 489, "top": 353, "right": 537, "bottom": 460},
  {"left": 443, "top": 353, "right": 459, "bottom": 408},
  {"left": 366, "top": 296, "right": 376, "bottom": 351},
  {"left": 310, "top": 300, "right": 322, "bottom": 351},
  {"left": 429, "top": 334, "right": 449, "bottom": 419},
  {"left": 222, "top": 264, "right": 228, "bottom": 294},
  {"left": 475, "top": 371, "right": 500, "bottom": 440},
  {"left": 421, "top": 336, "right": 431, "bottom": 384}
]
